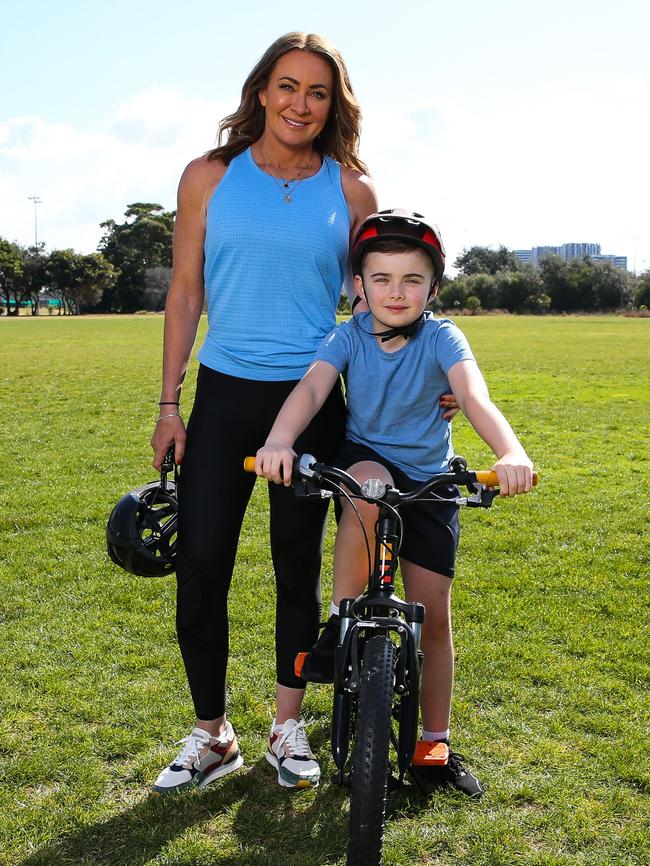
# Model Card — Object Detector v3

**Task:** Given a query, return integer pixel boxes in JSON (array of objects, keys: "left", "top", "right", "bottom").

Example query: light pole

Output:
[{"left": 28, "top": 196, "right": 42, "bottom": 247}]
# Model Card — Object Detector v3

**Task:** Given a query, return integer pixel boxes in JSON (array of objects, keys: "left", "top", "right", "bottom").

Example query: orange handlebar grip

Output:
[
  {"left": 243, "top": 456, "right": 256, "bottom": 472},
  {"left": 475, "top": 471, "right": 499, "bottom": 486},
  {"left": 475, "top": 470, "right": 539, "bottom": 486}
]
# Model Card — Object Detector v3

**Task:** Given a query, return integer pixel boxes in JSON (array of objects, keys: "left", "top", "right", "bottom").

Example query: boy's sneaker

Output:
[
  {"left": 294, "top": 614, "right": 340, "bottom": 683},
  {"left": 412, "top": 741, "right": 484, "bottom": 799},
  {"left": 265, "top": 718, "right": 320, "bottom": 789},
  {"left": 152, "top": 722, "right": 244, "bottom": 795}
]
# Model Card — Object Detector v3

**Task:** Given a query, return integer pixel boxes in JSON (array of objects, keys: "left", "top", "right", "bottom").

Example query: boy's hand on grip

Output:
[
  {"left": 491, "top": 451, "right": 534, "bottom": 497},
  {"left": 255, "top": 442, "right": 296, "bottom": 486}
]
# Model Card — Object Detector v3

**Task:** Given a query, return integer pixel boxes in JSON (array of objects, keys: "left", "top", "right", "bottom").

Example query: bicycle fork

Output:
[{"left": 331, "top": 510, "right": 426, "bottom": 784}]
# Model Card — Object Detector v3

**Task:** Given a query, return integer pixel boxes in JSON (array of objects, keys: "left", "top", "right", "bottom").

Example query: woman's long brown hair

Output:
[{"left": 207, "top": 32, "right": 368, "bottom": 174}]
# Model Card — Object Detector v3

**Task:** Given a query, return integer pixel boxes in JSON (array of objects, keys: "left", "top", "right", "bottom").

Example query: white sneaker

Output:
[
  {"left": 152, "top": 722, "right": 244, "bottom": 794},
  {"left": 265, "top": 718, "right": 320, "bottom": 789}
]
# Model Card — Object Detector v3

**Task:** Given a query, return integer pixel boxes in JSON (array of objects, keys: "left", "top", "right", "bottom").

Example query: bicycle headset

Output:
[{"left": 349, "top": 209, "right": 446, "bottom": 342}]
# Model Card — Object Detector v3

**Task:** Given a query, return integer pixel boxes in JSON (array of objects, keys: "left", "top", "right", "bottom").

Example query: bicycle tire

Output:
[{"left": 347, "top": 634, "right": 396, "bottom": 866}]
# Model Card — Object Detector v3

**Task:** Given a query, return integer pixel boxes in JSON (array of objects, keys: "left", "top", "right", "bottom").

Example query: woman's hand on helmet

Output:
[
  {"left": 255, "top": 441, "right": 296, "bottom": 486},
  {"left": 152, "top": 415, "right": 186, "bottom": 470}
]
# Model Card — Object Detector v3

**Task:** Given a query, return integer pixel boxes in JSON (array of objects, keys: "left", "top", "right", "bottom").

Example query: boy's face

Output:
[{"left": 355, "top": 249, "right": 436, "bottom": 334}]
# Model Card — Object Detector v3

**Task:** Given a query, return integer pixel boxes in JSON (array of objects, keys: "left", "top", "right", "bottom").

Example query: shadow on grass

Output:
[
  {"left": 19, "top": 722, "right": 448, "bottom": 866},
  {"left": 19, "top": 759, "right": 351, "bottom": 866}
]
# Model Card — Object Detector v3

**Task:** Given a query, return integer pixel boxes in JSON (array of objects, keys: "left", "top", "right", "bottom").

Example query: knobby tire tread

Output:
[{"left": 347, "top": 634, "right": 396, "bottom": 866}]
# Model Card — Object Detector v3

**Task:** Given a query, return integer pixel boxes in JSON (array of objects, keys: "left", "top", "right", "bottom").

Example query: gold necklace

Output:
[{"left": 258, "top": 144, "right": 316, "bottom": 203}]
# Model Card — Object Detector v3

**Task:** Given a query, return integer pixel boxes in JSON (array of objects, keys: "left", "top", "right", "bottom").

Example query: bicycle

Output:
[{"left": 244, "top": 453, "right": 537, "bottom": 866}]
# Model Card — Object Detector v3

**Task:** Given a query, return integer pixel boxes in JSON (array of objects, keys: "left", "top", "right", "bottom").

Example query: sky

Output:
[{"left": 1, "top": 0, "right": 649, "bottom": 273}]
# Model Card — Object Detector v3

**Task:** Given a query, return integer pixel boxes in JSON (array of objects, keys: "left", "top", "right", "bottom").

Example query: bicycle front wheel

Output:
[{"left": 347, "top": 633, "right": 396, "bottom": 866}]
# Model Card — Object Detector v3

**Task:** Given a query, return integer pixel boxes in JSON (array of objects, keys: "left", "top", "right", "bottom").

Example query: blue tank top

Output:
[{"left": 197, "top": 147, "right": 350, "bottom": 381}]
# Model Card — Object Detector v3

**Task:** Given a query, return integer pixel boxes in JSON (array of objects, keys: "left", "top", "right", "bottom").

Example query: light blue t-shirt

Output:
[
  {"left": 197, "top": 148, "right": 350, "bottom": 381},
  {"left": 314, "top": 313, "right": 475, "bottom": 479}
]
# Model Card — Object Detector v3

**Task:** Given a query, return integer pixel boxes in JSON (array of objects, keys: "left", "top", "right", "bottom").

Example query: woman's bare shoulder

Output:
[
  {"left": 340, "top": 165, "right": 378, "bottom": 233},
  {"left": 339, "top": 164, "right": 375, "bottom": 194},
  {"left": 178, "top": 154, "right": 229, "bottom": 210}
]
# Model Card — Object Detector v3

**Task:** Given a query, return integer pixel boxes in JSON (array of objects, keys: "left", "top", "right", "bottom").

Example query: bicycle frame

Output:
[
  {"left": 244, "top": 452, "right": 515, "bottom": 783},
  {"left": 284, "top": 453, "right": 497, "bottom": 787},
  {"left": 332, "top": 498, "right": 425, "bottom": 785}
]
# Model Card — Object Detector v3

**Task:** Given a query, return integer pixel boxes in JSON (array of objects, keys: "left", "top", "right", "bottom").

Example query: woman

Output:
[{"left": 150, "top": 32, "right": 378, "bottom": 794}]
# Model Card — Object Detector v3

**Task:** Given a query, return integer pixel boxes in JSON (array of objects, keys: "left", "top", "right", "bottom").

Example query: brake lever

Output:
[
  {"left": 293, "top": 477, "right": 334, "bottom": 499},
  {"left": 463, "top": 485, "right": 499, "bottom": 508},
  {"left": 292, "top": 454, "right": 334, "bottom": 499}
]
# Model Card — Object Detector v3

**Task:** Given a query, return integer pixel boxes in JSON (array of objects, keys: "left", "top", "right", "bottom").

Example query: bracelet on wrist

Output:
[
  {"left": 156, "top": 412, "right": 181, "bottom": 423},
  {"left": 159, "top": 401, "right": 179, "bottom": 406}
]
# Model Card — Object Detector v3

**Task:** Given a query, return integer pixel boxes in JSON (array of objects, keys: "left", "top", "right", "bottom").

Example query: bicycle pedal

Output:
[{"left": 412, "top": 740, "right": 450, "bottom": 766}]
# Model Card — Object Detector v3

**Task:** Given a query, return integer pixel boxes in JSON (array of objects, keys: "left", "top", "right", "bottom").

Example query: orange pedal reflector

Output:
[
  {"left": 412, "top": 740, "right": 450, "bottom": 766},
  {"left": 294, "top": 652, "right": 308, "bottom": 679}
]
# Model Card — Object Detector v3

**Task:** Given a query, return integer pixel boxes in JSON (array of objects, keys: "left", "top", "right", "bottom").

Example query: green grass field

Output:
[{"left": 1, "top": 314, "right": 648, "bottom": 866}]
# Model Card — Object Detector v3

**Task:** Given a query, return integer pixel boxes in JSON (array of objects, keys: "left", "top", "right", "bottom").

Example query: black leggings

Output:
[{"left": 176, "top": 365, "right": 345, "bottom": 720}]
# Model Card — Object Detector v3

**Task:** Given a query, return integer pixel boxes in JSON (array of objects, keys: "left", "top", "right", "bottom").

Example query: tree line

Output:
[
  {"left": 2, "top": 206, "right": 649, "bottom": 315},
  {"left": 0, "top": 240, "right": 117, "bottom": 315},
  {"left": 435, "top": 246, "right": 650, "bottom": 314},
  {"left": 0, "top": 203, "right": 174, "bottom": 315}
]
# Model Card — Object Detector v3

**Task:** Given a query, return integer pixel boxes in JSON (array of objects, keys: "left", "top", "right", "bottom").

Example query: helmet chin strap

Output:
[
  {"left": 375, "top": 316, "right": 424, "bottom": 342},
  {"left": 351, "top": 286, "right": 426, "bottom": 343}
]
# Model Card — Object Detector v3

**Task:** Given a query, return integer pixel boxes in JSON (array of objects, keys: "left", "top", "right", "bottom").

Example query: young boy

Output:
[{"left": 255, "top": 209, "right": 534, "bottom": 797}]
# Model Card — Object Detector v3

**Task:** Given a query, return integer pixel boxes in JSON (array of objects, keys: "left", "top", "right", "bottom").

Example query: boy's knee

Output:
[
  {"left": 346, "top": 460, "right": 394, "bottom": 487},
  {"left": 340, "top": 460, "right": 394, "bottom": 526},
  {"left": 422, "top": 603, "right": 452, "bottom": 640}
]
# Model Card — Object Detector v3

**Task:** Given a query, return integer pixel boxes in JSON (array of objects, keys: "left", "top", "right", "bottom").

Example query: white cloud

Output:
[{"left": 0, "top": 89, "right": 232, "bottom": 252}]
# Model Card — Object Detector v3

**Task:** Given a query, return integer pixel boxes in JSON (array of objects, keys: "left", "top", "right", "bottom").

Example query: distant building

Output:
[
  {"left": 533, "top": 246, "right": 561, "bottom": 266},
  {"left": 561, "top": 242, "right": 601, "bottom": 259},
  {"left": 593, "top": 255, "right": 628, "bottom": 270},
  {"left": 514, "top": 243, "right": 627, "bottom": 270}
]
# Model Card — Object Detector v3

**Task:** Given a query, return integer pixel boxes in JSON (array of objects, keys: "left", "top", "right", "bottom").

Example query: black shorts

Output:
[{"left": 333, "top": 440, "right": 460, "bottom": 578}]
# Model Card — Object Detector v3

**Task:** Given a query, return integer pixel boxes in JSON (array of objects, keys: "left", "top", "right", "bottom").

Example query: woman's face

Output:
[{"left": 258, "top": 49, "right": 334, "bottom": 149}]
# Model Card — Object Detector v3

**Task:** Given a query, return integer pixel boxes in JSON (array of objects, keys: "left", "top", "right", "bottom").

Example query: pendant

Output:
[
  {"left": 283, "top": 181, "right": 289, "bottom": 189},
  {"left": 284, "top": 193, "right": 292, "bottom": 203}
]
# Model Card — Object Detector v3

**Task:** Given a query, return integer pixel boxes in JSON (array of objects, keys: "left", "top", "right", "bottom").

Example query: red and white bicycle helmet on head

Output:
[{"left": 350, "top": 209, "right": 446, "bottom": 284}]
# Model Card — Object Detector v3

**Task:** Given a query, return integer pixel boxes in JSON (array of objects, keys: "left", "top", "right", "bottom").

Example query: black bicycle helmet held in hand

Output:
[
  {"left": 106, "top": 449, "right": 178, "bottom": 577},
  {"left": 350, "top": 209, "right": 446, "bottom": 284}
]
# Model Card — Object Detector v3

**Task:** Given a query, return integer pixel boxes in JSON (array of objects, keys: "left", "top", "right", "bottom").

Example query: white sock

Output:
[
  {"left": 422, "top": 728, "right": 450, "bottom": 743},
  {"left": 330, "top": 601, "right": 340, "bottom": 617}
]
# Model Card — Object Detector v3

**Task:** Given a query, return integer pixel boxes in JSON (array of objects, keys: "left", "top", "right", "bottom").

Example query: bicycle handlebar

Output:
[{"left": 243, "top": 455, "right": 538, "bottom": 503}]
